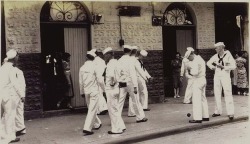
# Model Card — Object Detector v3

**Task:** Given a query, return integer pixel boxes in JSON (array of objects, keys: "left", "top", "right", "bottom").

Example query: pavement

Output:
[{"left": 18, "top": 95, "right": 249, "bottom": 144}]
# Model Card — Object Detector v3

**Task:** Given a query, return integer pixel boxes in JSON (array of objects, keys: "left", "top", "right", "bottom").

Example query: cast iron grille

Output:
[
  {"left": 48, "top": 1, "right": 87, "bottom": 22},
  {"left": 163, "top": 3, "right": 193, "bottom": 25}
]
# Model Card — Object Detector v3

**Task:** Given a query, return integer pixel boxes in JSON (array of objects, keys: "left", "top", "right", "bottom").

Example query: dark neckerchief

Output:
[
  {"left": 138, "top": 59, "right": 145, "bottom": 70},
  {"left": 218, "top": 53, "right": 227, "bottom": 66}
]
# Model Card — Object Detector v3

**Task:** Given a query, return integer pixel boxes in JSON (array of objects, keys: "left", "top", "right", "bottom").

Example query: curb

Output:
[{"left": 106, "top": 115, "right": 249, "bottom": 144}]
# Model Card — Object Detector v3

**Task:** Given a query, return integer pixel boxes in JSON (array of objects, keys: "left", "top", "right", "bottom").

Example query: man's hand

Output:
[
  {"left": 81, "top": 94, "right": 85, "bottom": 98},
  {"left": 134, "top": 87, "right": 137, "bottom": 94},
  {"left": 217, "top": 64, "right": 224, "bottom": 69},
  {"left": 21, "top": 97, "right": 25, "bottom": 103}
]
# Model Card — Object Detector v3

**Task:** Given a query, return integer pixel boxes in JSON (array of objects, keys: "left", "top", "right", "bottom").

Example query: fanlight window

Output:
[
  {"left": 163, "top": 3, "right": 193, "bottom": 25},
  {"left": 49, "top": 1, "right": 87, "bottom": 22}
]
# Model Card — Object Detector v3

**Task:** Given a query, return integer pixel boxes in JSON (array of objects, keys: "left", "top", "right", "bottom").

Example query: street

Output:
[{"left": 137, "top": 121, "right": 250, "bottom": 144}]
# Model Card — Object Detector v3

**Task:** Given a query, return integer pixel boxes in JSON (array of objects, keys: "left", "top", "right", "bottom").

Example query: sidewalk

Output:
[{"left": 19, "top": 96, "right": 249, "bottom": 144}]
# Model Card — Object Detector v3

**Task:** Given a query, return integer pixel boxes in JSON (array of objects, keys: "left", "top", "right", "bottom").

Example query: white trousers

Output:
[
  {"left": 1, "top": 94, "right": 18, "bottom": 143},
  {"left": 192, "top": 77, "right": 209, "bottom": 120},
  {"left": 106, "top": 88, "right": 123, "bottom": 133},
  {"left": 83, "top": 92, "right": 101, "bottom": 131},
  {"left": 118, "top": 82, "right": 145, "bottom": 127},
  {"left": 214, "top": 75, "right": 234, "bottom": 115},
  {"left": 128, "top": 77, "right": 148, "bottom": 116},
  {"left": 15, "top": 99, "right": 25, "bottom": 132},
  {"left": 97, "top": 91, "right": 108, "bottom": 114},
  {"left": 183, "top": 78, "right": 193, "bottom": 103}
]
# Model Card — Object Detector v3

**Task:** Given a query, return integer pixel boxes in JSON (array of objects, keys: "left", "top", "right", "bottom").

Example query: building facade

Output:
[{"left": 1, "top": 1, "right": 248, "bottom": 119}]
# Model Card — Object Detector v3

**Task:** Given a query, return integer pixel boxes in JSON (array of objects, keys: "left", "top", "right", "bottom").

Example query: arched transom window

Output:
[
  {"left": 41, "top": 1, "right": 89, "bottom": 22},
  {"left": 163, "top": 3, "right": 193, "bottom": 26}
]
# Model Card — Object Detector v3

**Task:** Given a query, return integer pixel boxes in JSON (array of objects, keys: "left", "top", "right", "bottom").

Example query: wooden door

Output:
[
  {"left": 176, "top": 30, "right": 194, "bottom": 96},
  {"left": 64, "top": 28, "right": 88, "bottom": 107}
]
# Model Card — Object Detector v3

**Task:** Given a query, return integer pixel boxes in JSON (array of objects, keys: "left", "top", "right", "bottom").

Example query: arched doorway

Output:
[
  {"left": 40, "top": 1, "right": 91, "bottom": 111},
  {"left": 162, "top": 3, "right": 196, "bottom": 97}
]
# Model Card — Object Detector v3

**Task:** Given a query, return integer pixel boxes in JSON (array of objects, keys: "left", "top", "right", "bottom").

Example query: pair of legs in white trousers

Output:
[
  {"left": 97, "top": 91, "right": 108, "bottom": 114},
  {"left": 106, "top": 88, "right": 123, "bottom": 133},
  {"left": 118, "top": 82, "right": 146, "bottom": 130},
  {"left": 183, "top": 78, "right": 193, "bottom": 104},
  {"left": 128, "top": 77, "right": 148, "bottom": 116},
  {"left": 15, "top": 99, "right": 25, "bottom": 133},
  {"left": 214, "top": 76, "right": 234, "bottom": 115},
  {"left": 83, "top": 92, "right": 102, "bottom": 132},
  {"left": 192, "top": 77, "right": 209, "bottom": 120},
  {"left": 1, "top": 94, "right": 19, "bottom": 143}
]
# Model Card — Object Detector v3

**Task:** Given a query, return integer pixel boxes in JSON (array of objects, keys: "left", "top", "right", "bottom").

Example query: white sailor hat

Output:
[
  {"left": 123, "top": 45, "right": 132, "bottom": 50},
  {"left": 6, "top": 49, "right": 17, "bottom": 60},
  {"left": 184, "top": 49, "right": 193, "bottom": 59},
  {"left": 214, "top": 42, "right": 225, "bottom": 47},
  {"left": 103, "top": 47, "right": 113, "bottom": 55},
  {"left": 140, "top": 50, "right": 148, "bottom": 57},
  {"left": 131, "top": 46, "right": 138, "bottom": 50},
  {"left": 187, "top": 47, "right": 194, "bottom": 52},
  {"left": 87, "top": 50, "right": 96, "bottom": 57}
]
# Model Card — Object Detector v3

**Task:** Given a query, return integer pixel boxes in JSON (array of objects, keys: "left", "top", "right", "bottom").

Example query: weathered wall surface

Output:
[{"left": 2, "top": 1, "right": 217, "bottom": 118}]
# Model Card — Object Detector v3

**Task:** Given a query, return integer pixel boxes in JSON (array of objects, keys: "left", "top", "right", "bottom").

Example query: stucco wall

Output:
[{"left": 4, "top": 1, "right": 215, "bottom": 52}]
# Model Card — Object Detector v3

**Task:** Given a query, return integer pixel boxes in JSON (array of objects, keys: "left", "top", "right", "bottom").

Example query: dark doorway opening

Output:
[{"left": 163, "top": 26, "right": 195, "bottom": 97}]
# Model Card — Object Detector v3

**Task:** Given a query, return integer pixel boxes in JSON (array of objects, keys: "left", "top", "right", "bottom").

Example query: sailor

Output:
[
  {"left": 91, "top": 49, "right": 108, "bottom": 115},
  {"left": 136, "top": 49, "right": 152, "bottom": 111},
  {"left": 0, "top": 49, "right": 23, "bottom": 143},
  {"left": 207, "top": 42, "right": 236, "bottom": 120},
  {"left": 181, "top": 47, "right": 195, "bottom": 104},
  {"left": 102, "top": 47, "right": 123, "bottom": 134},
  {"left": 79, "top": 50, "right": 103, "bottom": 135},
  {"left": 184, "top": 48, "right": 209, "bottom": 123},
  {"left": 117, "top": 45, "right": 148, "bottom": 130}
]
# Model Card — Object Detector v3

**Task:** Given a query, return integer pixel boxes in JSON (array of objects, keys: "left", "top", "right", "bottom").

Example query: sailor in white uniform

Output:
[
  {"left": 117, "top": 45, "right": 148, "bottom": 131},
  {"left": 0, "top": 49, "right": 23, "bottom": 143},
  {"left": 102, "top": 47, "right": 123, "bottom": 134},
  {"left": 184, "top": 49, "right": 209, "bottom": 123},
  {"left": 207, "top": 42, "right": 236, "bottom": 120},
  {"left": 181, "top": 47, "right": 195, "bottom": 104},
  {"left": 79, "top": 51, "right": 103, "bottom": 135},
  {"left": 91, "top": 49, "right": 108, "bottom": 115}
]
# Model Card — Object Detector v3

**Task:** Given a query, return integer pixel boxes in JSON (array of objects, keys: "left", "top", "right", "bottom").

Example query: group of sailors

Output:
[
  {"left": 79, "top": 45, "right": 152, "bottom": 135},
  {"left": 181, "top": 42, "right": 235, "bottom": 123}
]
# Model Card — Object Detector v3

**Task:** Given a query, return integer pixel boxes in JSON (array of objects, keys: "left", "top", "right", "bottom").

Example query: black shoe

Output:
[
  {"left": 228, "top": 115, "right": 234, "bottom": 120},
  {"left": 212, "top": 113, "right": 221, "bottom": 117},
  {"left": 98, "top": 110, "right": 108, "bottom": 115},
  {"left": 128, "top": 115, "right": 136, "bottom": 117},
  {"left": 108, "top": 131, "right": 123, "bottom": 134},
  {"left": 202, "top": 118, "right": 210, "bottom": 121},
  {"left": 122, "top": 129, "right": 126, "bottom": 132},
  {"left": 10, "top": 138, "right": 20, "bottom": 143},
  {"left": 16, "top": 128, "right": 26, "bottom": 136},
  {"left": 93, "top": 124, "right": 102, "bottom": 130},
  {"left": 83, "top": 130, "right": 94, "bottom": 135},
  {"left": 189, "top": 120, "right": 202, "bottom": 123},
  {"left": 183, "top": 102, "right": 192, "bottom": 104},
  {"left": 143, "top": 109, "right": 151, "bottom": 111},
  {"left": 136, "top": 118, "right": 148, "bottom": 123}
]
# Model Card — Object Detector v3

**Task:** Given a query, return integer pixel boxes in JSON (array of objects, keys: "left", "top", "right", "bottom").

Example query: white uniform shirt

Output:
[
  {"left": 0, "top": 62, "right": 25, "bottom": 99},
  {"left": 93, "top": 56, "right": 106, "bottom": 92},
  {"left": 187, "top": 55, "right": 206, "bottom": 78},
  {"left": 207, "top": 50, "right": 236, "bottom": 77},
  {"left": 79, "top": 61, "right": 99, "bottom": 95},
  {"left": 117, "top": 55, "right": 138, "bottom": 87},
  {"left": 105, "top": 59, "right": 119, "bottom": 90},
  {"left": 133, "top": 57, "right": 147, "bottom": 81}
]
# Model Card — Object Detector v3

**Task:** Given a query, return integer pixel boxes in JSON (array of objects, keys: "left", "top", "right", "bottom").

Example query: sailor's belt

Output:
[{"left": 119, "top": 82, "right": 127, "bottom": 88}]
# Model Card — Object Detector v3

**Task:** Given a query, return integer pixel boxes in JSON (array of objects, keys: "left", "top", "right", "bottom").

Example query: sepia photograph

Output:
[{"left": 0, "top": 0, "right": 249, "bottom": 143}]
